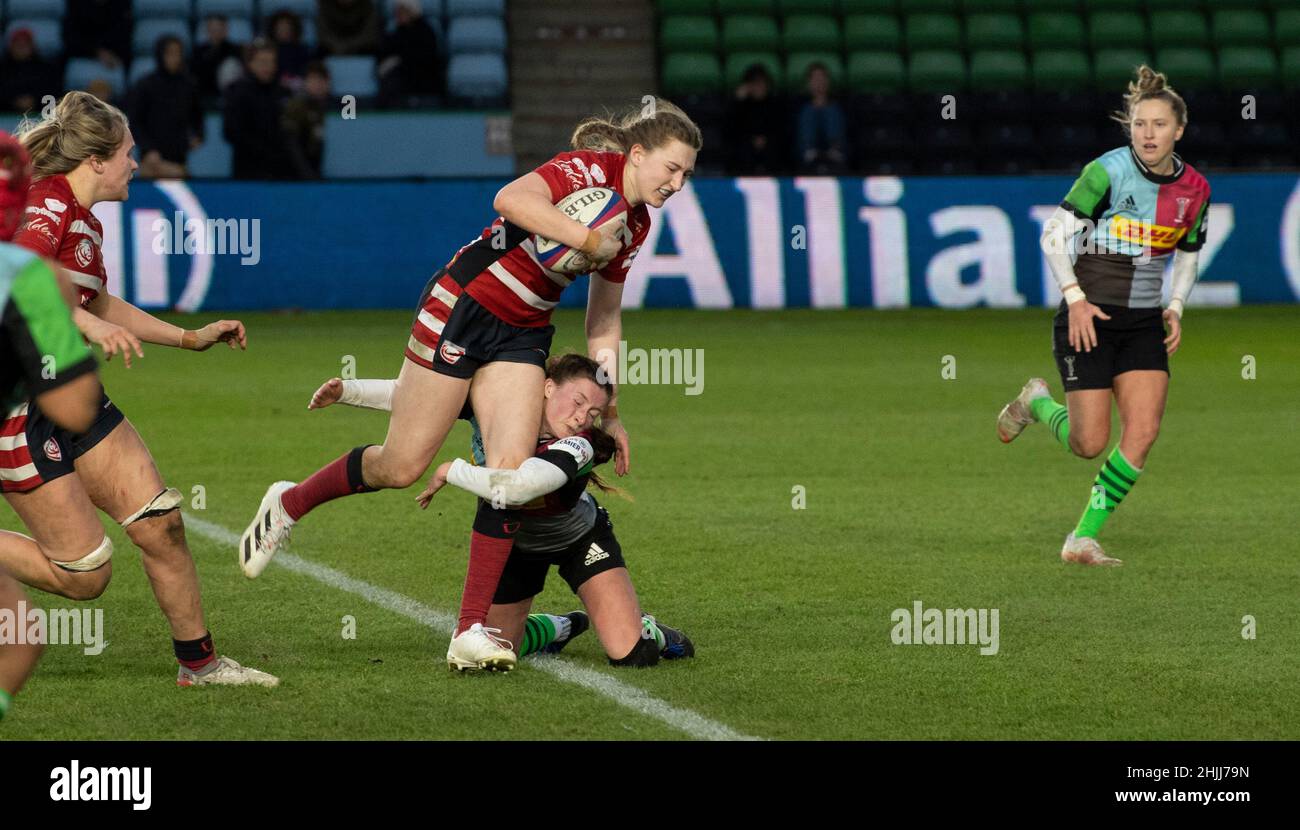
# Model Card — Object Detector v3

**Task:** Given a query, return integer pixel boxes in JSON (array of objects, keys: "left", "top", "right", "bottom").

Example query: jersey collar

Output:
[{"left": 1129, "top": 145, "right": 1184, "bottom": 185}]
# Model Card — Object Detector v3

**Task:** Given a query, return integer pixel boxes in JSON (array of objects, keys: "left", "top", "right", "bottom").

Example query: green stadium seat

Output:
[
  {"left": 1273, "top": 0, "right": 1300, "bottom": 9},
  {"left": 905, "top": 13, "right": 962, "bottom": 50},
  {"left": 718, "top": 0, "right": 776, "bottom": 13},
  {"left": 1031, "top": 49, "right": 1091, "bottom": 91},
  {"left": 1092, "top": 48, "right": 1151, "bottom": 89},
  {"left": 1150, "top": 12, "right": 1209, "bottom": 51},
  {"left": 1028, "top": 13, "right": 1086, "bottom": 52},
  {"left": 908, "top": 49, "right": 966, "bottom": 92},
  {"left": 1275, "top": 10, "right": 1300, "bottom": 46},
  {"left": 838, "top": 0, "right": 896, "bottom": 13},
  {"left": 966, "top": 13, "right": 1024, "bottom": 50},
  {"left": 1218, "top": 46, "right": 1280, "bottom": 88},
  {"left": 1211, "top": 11, "right": 1270, "bottom": 47},
  {"left": 1281, "top": 46, "right": 1300, "bottom": 89},
  {"left": 1088, "top": 12, "right": 1147, "bottom": 51},
  {"left": 783, "top": 14, "right": 840, "bottom": 52},
  {"left": 722, "top": 15, "right": 781, "bottom": 52},
  {"left": 1154, "top": 47, "right": 1216, "bottom": 90},
  {"left": 778, "top": 0, "right": 838, "bottom": 12},
  {"left": 969, "top": 50, "right": 1028, "bottom": 90},
  {"left": 724, "top": 51, "right": 782, "bottom": 88},
  {"left": 961, "top": 0, "right": 1019, "bottom": 13},
  {"left": 660, "top": 17, "right": 720, "bottom": 54},
  {"left": 844, "top": 14, "right": 901, "bottom": 51},
  {"left": 846, "top": 50, "right": 905, "bottom": 92},
  {"left": 657, "top": 0, "right": 714, "bottom": 15},
  {"left": 1024, "top": 0, "right": 1078, "bottom": 12},
  {"left": 1211, "top": 0, "right": 1276, "bottom": 8},
  {"left": 1080, "top": 0, "right": 1133, "bottom": 11},
  {"left": 662, "top": 53, "right": 724, "bottom": 95},
  {"left": 903, "top": 0, "right": 959, "bottom": 11},
  {"left": 785, "top": 51, "right": 844, "bottom": 91}
]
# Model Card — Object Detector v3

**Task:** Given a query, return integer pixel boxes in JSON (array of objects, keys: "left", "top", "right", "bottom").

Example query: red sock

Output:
[
  {"left": 456, "top": 530, "right": 516, "bottom": 635},
  {"left": 281, "top": 446, "right": 374, "bottom": 521}
]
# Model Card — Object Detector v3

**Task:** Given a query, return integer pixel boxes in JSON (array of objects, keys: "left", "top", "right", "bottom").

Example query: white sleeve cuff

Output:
[
  {"left": 445, "top": 457, "right": 569, "bottom": 506},
  {"left": 339, "top": 378, "right": 397, "bottom": 411}
]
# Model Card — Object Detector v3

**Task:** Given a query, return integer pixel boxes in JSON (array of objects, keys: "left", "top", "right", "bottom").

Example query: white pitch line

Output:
[{"left": 184, "top": 514, "right": 760, "bottom": 742}]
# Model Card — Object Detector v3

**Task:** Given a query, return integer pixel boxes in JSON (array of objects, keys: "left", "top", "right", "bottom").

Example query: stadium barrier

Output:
[{"left": 88, "top": 174, "right": 1300, "bottom": 311}]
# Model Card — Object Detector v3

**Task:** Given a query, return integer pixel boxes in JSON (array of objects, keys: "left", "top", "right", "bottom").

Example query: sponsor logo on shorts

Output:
[
  {"left": 584, "top": 542, "right": 610, "bottom": 567},
  {"left": 44, "top": 437, "right": 62, "bottom": 461},
  {"left": 438, "top": 340, "right": 465, "bottom": 365},
  {"left": 74, "top": 238, "right": 94, "bottom": 268},
  {"left": 502, "top": 521, "right": 520, "bottom": 534},
  {"left": 1064, "top": 355, "right": 1078, "bottom": 381}
]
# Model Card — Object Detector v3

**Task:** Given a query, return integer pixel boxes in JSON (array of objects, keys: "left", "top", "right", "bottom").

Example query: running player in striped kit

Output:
[
  {"left": 242, "top": 99, "right": 701, "bottom": 671},
  {"left": 997, "top": 67, "right": 1210, "bottom": 566}
]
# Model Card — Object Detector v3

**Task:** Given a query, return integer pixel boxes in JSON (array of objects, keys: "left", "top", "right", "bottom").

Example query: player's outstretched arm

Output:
[
  {"left": 586, "top": 274, "right": 630, "bottom": 475},
  {"left": 417, "top": 457, "right": 569, "bottom": 510},
  {"left": 90, "top": 291, "right": 246, "bottom": 351},
  {"left": 308, "top": 377, "right": 398, "bottom": 411}
]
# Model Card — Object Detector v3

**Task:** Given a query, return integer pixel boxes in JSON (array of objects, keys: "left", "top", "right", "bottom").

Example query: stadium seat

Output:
[
  {"left": 133, "top": 19, "right": 192, "bottom": 56},
  {"left": 1283, "top": 46, "right": 1300, "bottom": 90},
  {"left": 5, "top": 0, "right": 66, "bottom": 18},
  {"left": 1153, "top": 48, "right": 1215, "bottom": 90},
  {"left": 1081, "top": 0, "right": 1136, "bottom": 10},
  {"left": 961, "top": 0, "right": 1019, "bottom": 12},
  {"left": 1087, "top": 12, "right": 1146, "bottom": 51},
  {"left": 195, "top": 0, "right": 254, "bottom": 18},
  {"left": 721, "top": 16, "right": 780, "bottom": 53},
  {"left": 1149, "top": 11, "right": 1209, "bottom": 51},
  {"left": 846, "top": 51, "right": 905, "bottom": 93},
  {"left": 1027, "top": 13, "right": 1085, "bottom": 52},
  {"left": 64, "top": 57, "right": 126, "bottom": 98},
  {"left": 908, "top": 50, "right": 966, "bottom": 92},
  {"left": 661, "top": 52, "right": 723, "bottom": 95},
  {"left": 779, "top": 0, "right": 839, "bottom": 13},
  {"left": 977, "top": 123, "right": 1036, "bottom": 173},
  {"left": 446, "top": 0, "right": 504, "bottom": 16},
  {"left": 135, "top": 0, "right": 194, "bottom": 16},
  {"left": 783, "top": 15, "right": 839, "bottom": 53},
  {"left": 970, "top": 50, "right": 1028, "bottom": 91},
  {"left": 1031, "top": 49, "right": 1091, "bottom": 91},
  {"left": 843, "top": 15, "right": 901, "bottom": 52},
  {"left": 660, "top": 16, "right": 719, "bottom": 54},
  {"left": 1275, "top": 10, "right": 1300, "bottom": 47},
  {"left": 1023, "top": 0, "right": 1078, "bottom": 12},
  {"left": 447, "top": 16, "right": 505, "bottom": 54},
  {"left": 446, "top": 52, "right": 507, "bottom": 100},
  {"left": 966, "top": 13, "right": 1023, "bottom": 51},
  {"left": 907, "top": 0, "right": 959, "bottom": 12},
  {"left": 325, "top": 55, "right": 379, "bottom": 97},
  {"left": 128, "top": 57, "right": 157, "bottom": 87},
  {"left": 1218, "top": 46, "right": 1279, "bottom": 89},
  {"left": 717, "top": 0, "right": 775, "bottom": 13},
  {"left": 196, "top": 17, "right": 253, "bottom": 46},
  {"left": 1210, "top": 11, "right": 1270, "bottom": 48},
  {"left": 839, "top": 0, "right": 896, "bottom": 13},
  {"left": 905, "top": 14, "right": 962, "bottom": 51},
  {"left": 4, "top": 19, "right": 61, "bottom": 56},
  {"left": 723, "top": 51, "right": 781, "bottom": 89},
  {"left": 657, "top": 0, "right": 712, "bottom": 15},
  {"left": 1091, "top": 48, "right": 1150, "bottom": 90},
  {"left": 785, "top": 51, "right": 843, "bottom": 92}
]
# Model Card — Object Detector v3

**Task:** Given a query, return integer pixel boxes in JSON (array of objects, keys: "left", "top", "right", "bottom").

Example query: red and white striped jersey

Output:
[
  {"left": 446, "top": 150, "right": 651, "bottom": 328},
  {"left": 12, "top": 175, "right": 107, "bottom": 308}
]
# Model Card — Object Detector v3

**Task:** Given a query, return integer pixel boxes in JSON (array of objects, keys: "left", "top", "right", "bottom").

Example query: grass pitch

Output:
[{"left": 2, "top": 306, "right": 1296, "bottom": 740}]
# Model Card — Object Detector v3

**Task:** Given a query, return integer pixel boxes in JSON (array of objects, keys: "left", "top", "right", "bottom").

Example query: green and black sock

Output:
[
  {"left": 519, "top": 614, "right": 570, "bottom": 657},
  {"left": 1030, "top": 396, "right": 1071, "bottom": 451},
  {"left": 1074, "top": 447, "right": 1142, "bottom": 538}
]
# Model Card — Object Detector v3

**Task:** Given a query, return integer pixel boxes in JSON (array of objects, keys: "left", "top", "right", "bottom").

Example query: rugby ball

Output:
[{"left": 534, "top": 187, "right": 627, "bottom": 275}]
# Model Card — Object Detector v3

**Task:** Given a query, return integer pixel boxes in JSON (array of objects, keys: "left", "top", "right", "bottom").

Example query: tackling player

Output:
[
  {"left": 997, "top": 67, "right": 1210, "bottom": 566},
  {"left": 242, "top": 99, "right": 701, "bottom": 671}
]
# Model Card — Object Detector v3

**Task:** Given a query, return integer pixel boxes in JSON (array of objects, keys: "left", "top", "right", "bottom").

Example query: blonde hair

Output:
[
  {"left": 1111, "top": 65, "right": 1188, "bottom": 136},
  {"left": 14, "top": 91, "right": 129, "bottom": 179},
  {"left": 570, "top": 97, "right": 703, "bottom": 155}
]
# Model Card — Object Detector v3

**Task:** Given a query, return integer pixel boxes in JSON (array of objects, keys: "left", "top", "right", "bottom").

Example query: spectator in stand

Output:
[
  {"left": 64, "top": 0, "right": 132, "bottom": 69},
  {"left": 318, "top": 0, "right": 381, "bottom": 56},
  {"left": 724, "top": 63, "right": 786, "bottom": 175},
  {"left": 282, "top": 61, "right": 331, "bottom": 179},
  {"left": 223, "top": 39, "right": 293, "bottom": 180},
  {"left": 377, "top": 0, "right": 443, "bottom": 107},
  {"left": 194, "top": 15, "right": 246, "bottom": 103},
  {"left": 269, "top": 9, "right": 314, "bottom": 90},
  {"left": 0, "top": 29, "right": 61, "bottom": 114},
  {"left": 127, "top": 36, "right": 205, "bottom": 179},
  {"left": 794, "top": 62, "right": 848, "bottom": 175}
]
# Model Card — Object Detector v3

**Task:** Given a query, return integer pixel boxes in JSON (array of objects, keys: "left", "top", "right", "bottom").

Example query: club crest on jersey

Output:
[
  {"left": 1174, "top": 197, "right": 1190, "bottom": 224},
  {"left": 43, "top": 437, "right": 62, "bottom": 462},
  {"left": 74, "top": 238, "right": 94, "bottom": 268},
  {"left": 438, "top": 340, "right": 465, "bottom": 365}
]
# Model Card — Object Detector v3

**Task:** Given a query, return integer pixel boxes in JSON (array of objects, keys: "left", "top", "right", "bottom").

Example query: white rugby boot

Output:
[
  {"left": 240, "top": 481, "right": 296, "bottom": 578},
  {"left": 177, "top": 656, "right": 280, "bottom": 687},
  {"left": 446, "top": 623, "right": 516, "bottom": 672},
  {"left": 997, "top": 377, "right": 1051, "bottom": 444},
  {"left": 1060, "top": 532, "right": 1123, "bottom": 566}
]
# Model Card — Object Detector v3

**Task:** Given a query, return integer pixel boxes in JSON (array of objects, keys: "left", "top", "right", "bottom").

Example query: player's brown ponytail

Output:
[
  {"left": 15, "top": 91, "right": 129, "bottom": 179},
  {"left": 571, "top": 97, "right": 703, "bottom": 155},
  {"left": 1111, "top": 65, "right": 1188, "bottom": 136},
  {"left": 544, "top": 353, "right": 629, "bottom": 499}
]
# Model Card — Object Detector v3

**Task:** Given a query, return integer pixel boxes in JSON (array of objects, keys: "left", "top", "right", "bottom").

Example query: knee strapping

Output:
[
  {"left": 120, "top": 487, "right": 182, "bottom": 527},
  {"left": 608, "top": 634, "right": 661, "bottom": 668},
  {"left": 53, "top": 535, "right": 113, "bottom": 573}
]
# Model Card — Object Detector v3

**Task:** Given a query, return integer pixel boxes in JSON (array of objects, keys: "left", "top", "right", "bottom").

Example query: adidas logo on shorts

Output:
[{"left": 583, "top": 542, "right": 610, "bottom": 567}]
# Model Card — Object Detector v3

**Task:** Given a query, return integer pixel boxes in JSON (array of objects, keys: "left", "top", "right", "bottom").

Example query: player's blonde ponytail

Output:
[
  {"left": 14, "top": 91, "right": 129, "bottom": 179},
  {"left": 1111, "top": 65, "right": 1188, "bottom": 136},
  {"left": 571, "top": 97, "right": 702, "bottom": 155}
]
